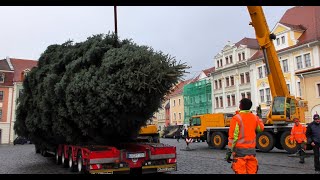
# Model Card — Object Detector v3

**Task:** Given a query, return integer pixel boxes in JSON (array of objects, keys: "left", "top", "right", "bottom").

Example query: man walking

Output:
[
  {"left": 306, "top": 113, "right": 320, "bottom": 173},
  {"left": 226, "top": 98, "right": 264, "bottom": 174},
  {"left": 290, "top": 118, "right": 307, "bottom": 163}
]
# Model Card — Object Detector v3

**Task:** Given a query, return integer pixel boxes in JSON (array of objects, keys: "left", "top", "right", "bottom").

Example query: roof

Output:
[
  {"left": 295, "top": 67, "right": 320, "bottom": 75},
  {"left": 279, "top": 22, "right": 306, "bottom": 32},
  {"left": 10, "top": 58, "right": 38, "bottom": 82},
  {"left": 203, "top": 66, "right": 215, "bottom": 76},
  {"left": 250, "top": 6, "right": 320, "bottom": 61},
  {"left": 279, "top": 6, "right": 320, "bottom": 45},
  {"left": 235, "top": 37, "right": 260, "bottom": 49},
  {"left": 0, "top": 59, "right": 12, "bottom": 71},
  {"left": 169, "top": 79, "right": 193, "bottom": 97}
]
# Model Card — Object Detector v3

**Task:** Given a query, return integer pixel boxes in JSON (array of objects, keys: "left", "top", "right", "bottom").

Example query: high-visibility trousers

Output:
[{"left": 231, "top": 155, "right": 258, "bottom": 174}]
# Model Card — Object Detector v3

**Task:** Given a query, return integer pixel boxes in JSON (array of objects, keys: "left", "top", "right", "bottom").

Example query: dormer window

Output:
[
  {"left": 21, "top": 69, "right": 31, "bottom": 81},
  {"left": 276, "top": 38, "right": 280, "bottom": 45},
  {"left": 281, "top": 36, "right": 285, "bottom": 44},
  {"left": 0, "top": 73, "right": 4, "bottom": 83}
]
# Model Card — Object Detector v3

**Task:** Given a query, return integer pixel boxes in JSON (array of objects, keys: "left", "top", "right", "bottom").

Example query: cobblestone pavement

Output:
[
  {"left": 0, "top": 139, "right": 318, "bottom": 174},
  {"left": 161, "top": 138, "right": 317, "bottom": 174}
]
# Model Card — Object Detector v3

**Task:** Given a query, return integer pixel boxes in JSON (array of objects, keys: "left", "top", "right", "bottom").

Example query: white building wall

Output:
[{"left": 0, "top": 123, "right": 10, "bottom": 144}]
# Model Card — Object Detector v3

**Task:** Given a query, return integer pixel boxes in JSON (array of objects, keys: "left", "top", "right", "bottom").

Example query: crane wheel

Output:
[
  {"left": 211, "top": 132, "right": 227, "bottom": 149},
  {"left": 256, "top": 132, "right": 275, "bottom": 152},
  {"left": 280, "top": 131, "right": 298, "bottom": 154}
]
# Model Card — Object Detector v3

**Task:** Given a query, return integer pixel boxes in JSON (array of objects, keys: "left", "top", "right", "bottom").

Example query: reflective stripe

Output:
[
  {"left": 236, "top": 114, "right": 245, "bottom": 143},
  {"left": 234, "top": 148, "right": 256, "bottom": 156}
]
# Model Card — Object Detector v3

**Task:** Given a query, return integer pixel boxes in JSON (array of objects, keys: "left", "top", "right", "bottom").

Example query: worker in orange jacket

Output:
[
  {"left": 290, "top": 118, "right": 307, "bottom": 163},
  {"left": 226, "top": 98, "right": 264, "bottom": 174}
]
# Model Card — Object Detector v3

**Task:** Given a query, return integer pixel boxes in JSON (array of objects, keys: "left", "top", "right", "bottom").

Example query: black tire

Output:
[
  {"left": 77, "top": 152, "right": 87, "bottom": 173},
  {"left": 280, "top": 131, "right": 298, "bottom": 154},
  {"left": 274, "top": 134, "right": 283, "bottom": 150},
  {"left": 55, "top": 149, "right": 62, "bottom": 165},
  {"left": 68, "top": 151, "right": 77, "bottom": 172},
  {"left": 256, "top": 132, "right": 275, "bottom": 152},
  {"left": 211, "top": 132, "right": 227, "bottom": 149},
  {"left": 41, "top": 149, "right": 48, "bottom": 157},
  {"left": 61, "top": 151, "right": 69, "bottom": 168}
]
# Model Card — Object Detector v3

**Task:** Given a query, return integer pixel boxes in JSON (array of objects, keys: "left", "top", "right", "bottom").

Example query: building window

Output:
[
  {"left": 0, "top": 91, "right": 3, "bottom": 101},
  {"left": 179, "top": 113, "right": 181, "bottom": 120},
  {"left": 317, "top": 83, "right": 320, "bottom": 97},
  {"left": 238, "top": 53, "right": 241, "bottom": 61},
  {"left": 297, "top": 82, "right": 301, "bottom": 97},
  {"left": 219, "top": 79, "right": 222, "bottom": 89},
  {"left": 207, "top": 93, "right": 211, "bottom": 101},
  {"left": 226, "top": 57, "right": 229, "bottom": 64},
  {"left": 287, "top": 84, "right": 290, "bottom": 94},
  {"left": 266, "top": 88, "right": 271, "bottom": 102},
  {"left": 215, "top": 97, "right": 219, "bottom": 108},
  {"left": 173, "top": 100, "right": 176, "bottom": 106},
  {"left": 247, "top": 92, "right": 251, "bottom": 100},
  {"left": 0, "top": 73, "right": 4, "bottom": 83},
  {"left": 230, "top": 76, "right": 234, "bottom": 86},
  {"left": 231, "top": 95, "right": 236, "bottom": 106},
  {"left": 174, "top": 113, "right": 176, "bottom": 120},
  {"left": 227, "top": 95, "right": 231, "bottom": 107},
  {"left": 229, "top": 55, "right": 233, "bottom": 63},
  {"left": 260, "top": 89, "right": 265, "bottom": 102},
  {"left": 0, "top": 109, "right": 2, "bottom": 120},
  {"left": 245, "top": 72, "right": 250, "bottom": 83},
  {"left": 178, "top": 99, "right": 181, "bottom": 105},
  {"left": 226, "top": 77, "right": 229, "bottom": 87},
  {"left": 276, "top": 38, "right": 280, "bottom": 45},
  {"left": 215, "top": 80, "right": 218, "bottom": 89},
  {"left": 220, "top": 59, "right": 223, "bottom": 67},
  {"left": 240, "top": 73, "right": 245, "bottom": 84},
  {"left": 241, "top": 93, "right": 245, "bottom": 99},
  {"left": 258, "top": 67, "right": 263, "bottom": 78},
  {"left": 281, "top": 36, "right": 285, "bottom": 44},
  {"left": 217, "top": 60, "right": 220, "bottom": 67},
  {"left": 282, "top": 59, "right": 288, "bottom": 73},
  {"left": 19, "top": 89, "right": 23, "bottom": 98},
  {"left": 296, "top": 56, "right": 303, "bottom": 69},
  {"left": 219, "top": 96, "right": 223, "bottom": 107},
  {"left": 304, "top": 53, "right": 311, "bottom": 68},
  {"left": 264, "top": 65, "right": 267, "bottom": 77},
  {"left": 242, "top": 52, "right": 245, "bottom": 60}
]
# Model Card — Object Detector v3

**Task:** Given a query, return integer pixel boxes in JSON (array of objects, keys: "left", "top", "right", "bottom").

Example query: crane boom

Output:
[
  {"left": 247, "top": 6, "right": 289, "bottom": 98},
  {"left": 247, "top": 6, "right": 308, "bottom": 124}
]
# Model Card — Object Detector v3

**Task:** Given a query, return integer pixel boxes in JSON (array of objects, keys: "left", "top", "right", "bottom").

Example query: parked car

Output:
[{"left": 13, "top": 137, "right": 31, "bottom": 145}]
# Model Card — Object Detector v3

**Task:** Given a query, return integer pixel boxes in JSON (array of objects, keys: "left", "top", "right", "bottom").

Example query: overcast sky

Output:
[{"left": 0, "top": 6, "right": 292, "bottom": 79}]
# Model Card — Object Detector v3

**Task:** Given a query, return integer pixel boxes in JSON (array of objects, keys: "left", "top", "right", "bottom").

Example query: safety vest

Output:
[
  {"left": 290, "top": 124, "right": 307, "bottom": 143},
  {"left": 228, "top": 111, "right": 264, "bottom": 156}
]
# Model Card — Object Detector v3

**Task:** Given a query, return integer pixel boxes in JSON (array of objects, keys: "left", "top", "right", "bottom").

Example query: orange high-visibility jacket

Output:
[
  {"left": 228, "top": 111, "right": 264, "bottom": 156},
  {"left": 290, "top": 123, "right": 307, "bottom": 143}
]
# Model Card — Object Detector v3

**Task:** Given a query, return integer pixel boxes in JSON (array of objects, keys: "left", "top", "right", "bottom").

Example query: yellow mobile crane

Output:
[{"left": 191, "top": 6, "right": 308, "bottom": 154}]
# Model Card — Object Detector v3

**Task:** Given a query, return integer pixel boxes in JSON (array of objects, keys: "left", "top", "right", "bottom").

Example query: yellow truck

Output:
[
  {"left": 188, "top": 113, "right": 233, "bottom": 143},
  {"left": 138, "top": 123, "right": 160, "bottom": 143}
]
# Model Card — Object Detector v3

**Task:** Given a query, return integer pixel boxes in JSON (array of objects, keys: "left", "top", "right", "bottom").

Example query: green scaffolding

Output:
[{"left": 183, "top": 79, "right": 212, "bottom": 124}]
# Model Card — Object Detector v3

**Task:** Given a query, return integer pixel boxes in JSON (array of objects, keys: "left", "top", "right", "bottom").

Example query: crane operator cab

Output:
[{"left": 268, "top": 96, "right": 308, "bottom": 125}]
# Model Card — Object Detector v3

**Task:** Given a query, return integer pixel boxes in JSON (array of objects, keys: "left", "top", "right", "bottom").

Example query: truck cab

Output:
[{"left": 188, "top": 113, "right": 233, "bottom": 142}]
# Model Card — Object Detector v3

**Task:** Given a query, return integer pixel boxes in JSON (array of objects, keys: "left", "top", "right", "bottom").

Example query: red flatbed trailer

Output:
[{"left": 52, "top": 142, "right": 177, "bottom": 174}]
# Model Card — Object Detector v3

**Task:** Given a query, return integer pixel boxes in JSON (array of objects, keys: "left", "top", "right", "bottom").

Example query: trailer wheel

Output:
[
  {"left": 55, "top": 149, "right": 61, "bottom": 165},
  {"left": 68, "top": 151, "right": 77, "bottom": 172},
  {"left": 211, "top": 132, "right": 227, "bottom": 149},
  {"left": 77, "top": 153, "right": 87, "bottom": 173},
  {"left": 256, "top": 132, "right": 275, "bottom": 152},
  {"left": 280, "top": 131, "right": 298, "bottom": 154},
  {"left": 61, "top": 151, "right": 68, "bottom": 168}
]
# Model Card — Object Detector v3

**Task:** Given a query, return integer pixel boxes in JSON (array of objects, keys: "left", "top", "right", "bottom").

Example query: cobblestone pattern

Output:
[{"left": 0, "top": 139, "right": 317, "bottom": 174}]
